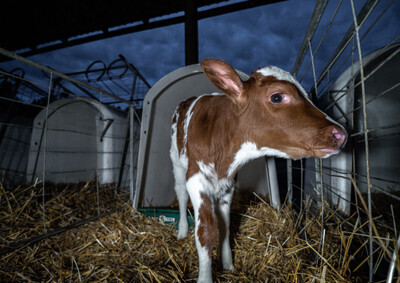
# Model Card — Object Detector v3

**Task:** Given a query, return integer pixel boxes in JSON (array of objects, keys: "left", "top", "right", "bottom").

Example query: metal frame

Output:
[{"left": 292, "top": 1, "right": 400, "bottom": 281}]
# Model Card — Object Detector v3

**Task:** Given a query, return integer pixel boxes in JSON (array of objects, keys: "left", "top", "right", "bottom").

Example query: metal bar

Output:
[
  {"left": 350, "top": 1, "right": 374, "bottom": 281},
  {"left": 0, "top": 47, "right": 131, "bottom": 104},
  {"left": 292, "top": 0, "right": 328, "bottom": 76},
  {"left": 308, "top": 36, "right": 326, "bottom": 258},
  {"left": 0, "top": 94, "right": 45, "bottom": 109},
  {"left": 130, "top": 73, "right": 138, "bottom": 102},
  {"left": 198, "top": 0, "right": 286, "bottom": 19},
  {"left": 119, "top": 54, "right": 151, "bottom": 89},
  {"left": 129, "top": 104, "right": 135, "bottom": 205},
  {"left": 324, "top": 44, "right": 400, "bottom": 114},
  {"left": 308, "top": 39, "right": 319, "bottom": 100},
  {"left": 0, "top": 68, "right": 48, "bottom": 97},
  {"left": 370, "top": 185, "right": 400, "bottom": 203},
  {"left": 70, "top": 81, "right": 102, "bottom": 101},
  {"left": 344, "top": 79, "right": 400, "bottom": 122},
  {"left": 319, "top": 32, "right": 400, "bottom": 105},
  {"left": 185, "top": 0, "right": 199, "bottom": 65},
  {"left": 295, "top": 165, "right": 400, "bottom": 199},
  {"left": 360, "top": 0, "right": 395, "bottom": 43},
  {"left": 310, "top": 0, "right": 394, "bottom": 95},
  {"left": 117, "top": 115, "right": 131, "bottom": 191},
  {"left": 266, "top": 157, "right": 280, "bottom": 209},
  {"left": 317, "top": 157, "right": 325, "bottom": 254},
  {"left": 41, "top": 72, "right": 53, "bottom": 233},
  {"left": 96, "top": 92, "right": 103, "bottom": 215},
  {"left": 298, "top": 0, "right": 344, "bottom": 83},
  {"left": 312, "top": 0, "right": 379, "bottom": 93},
  {"left": 287, "top": 159, "right": 292, "bottom": 205},
  {"left": 300, "top": 159, "right": 304, "bottom": 213},
  {"left": 351, "top": 122, "right": 400, "bottom": 139}
]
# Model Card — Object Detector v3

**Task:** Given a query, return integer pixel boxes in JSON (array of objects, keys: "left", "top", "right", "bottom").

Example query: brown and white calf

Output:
[{"left": 170, "top": 58, "right": 347, "bottom": 282}]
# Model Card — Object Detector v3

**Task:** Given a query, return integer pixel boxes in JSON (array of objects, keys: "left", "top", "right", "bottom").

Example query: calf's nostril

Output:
[{"left": 332, "top": 127, "right": 347, "bottom": 147}]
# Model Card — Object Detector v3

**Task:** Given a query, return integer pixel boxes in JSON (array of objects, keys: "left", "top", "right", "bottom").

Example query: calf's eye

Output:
[{"left": 271, "top": 93, "right": 283, "bottom": 103}]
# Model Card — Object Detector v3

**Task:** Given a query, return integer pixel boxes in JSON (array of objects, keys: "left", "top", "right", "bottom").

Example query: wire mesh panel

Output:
[
  {"left": 0, "top": 49, "right": 149, "bottom": 255},
  {"left": 292, "top": 1, "right": 400, "bottom": 281}
]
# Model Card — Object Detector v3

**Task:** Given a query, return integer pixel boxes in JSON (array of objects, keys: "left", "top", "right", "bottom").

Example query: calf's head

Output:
[{"left": 201, "top": 58, "right": 347, "bottom": 159}]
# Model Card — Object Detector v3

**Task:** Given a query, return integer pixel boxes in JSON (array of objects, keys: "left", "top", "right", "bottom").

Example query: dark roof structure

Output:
[{"left": 0, "top": 0, "right": 284, "bottom": 63}]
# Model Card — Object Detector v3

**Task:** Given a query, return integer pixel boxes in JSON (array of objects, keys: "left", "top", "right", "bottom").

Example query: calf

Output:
[{"left": 170, "top": 58, "right": 347, "bottom": 282}]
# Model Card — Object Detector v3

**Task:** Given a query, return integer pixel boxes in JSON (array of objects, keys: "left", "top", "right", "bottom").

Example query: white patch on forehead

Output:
[
  {"left": 257, "top": 66, "right": 345, "bottom": 129},
  {"left": 257, "top": 66, "right": 310, "bottom": 101},
  {"left": 227, "top": 142, "right": 289, "bottom": 178}
]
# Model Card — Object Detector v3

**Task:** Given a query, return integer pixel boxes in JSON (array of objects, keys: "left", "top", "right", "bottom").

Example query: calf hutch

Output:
[
  {"left": 26, "top": 97, "right": 140, "bottom": 188},
  {"left": 134, "top": 63, "right": 283, "bottom": 209},
  {"left": 304, "top": 44, "right": 400, "bottom": 215}
]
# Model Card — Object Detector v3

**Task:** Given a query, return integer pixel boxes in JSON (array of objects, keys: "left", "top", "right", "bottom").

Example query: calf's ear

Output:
[{"left": 201, "top": 58, "right": 245, "bottom": 103}]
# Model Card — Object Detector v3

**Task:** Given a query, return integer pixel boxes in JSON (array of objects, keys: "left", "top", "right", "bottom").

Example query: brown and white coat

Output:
[{"left": 170, "top": 58, "right": 347, "bottom": 283}]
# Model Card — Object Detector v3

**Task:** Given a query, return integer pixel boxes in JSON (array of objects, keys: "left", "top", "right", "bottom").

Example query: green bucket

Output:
[{"left": 138, "top": 208, "right": 194, "bottom": 230}]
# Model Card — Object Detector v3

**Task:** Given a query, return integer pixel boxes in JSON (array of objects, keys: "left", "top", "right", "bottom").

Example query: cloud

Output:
[{"left": 199, "top": 0, "right": 314, "bottom": 75}]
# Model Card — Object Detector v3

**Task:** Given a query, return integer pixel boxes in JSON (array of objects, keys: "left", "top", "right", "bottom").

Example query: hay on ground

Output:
[{"left": 0, "top": 181, "right": 392, "bottom": 282}]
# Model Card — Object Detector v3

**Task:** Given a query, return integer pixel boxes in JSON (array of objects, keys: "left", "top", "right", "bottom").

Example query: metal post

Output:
[
  {"left": 41, "top": 72, "right": 53, "bottom": 233},
  {"left": 129, "top": 104, "right": 135, "bottom": 205},
  {"left": 308, "top": 37, "right": 326, "bottom": 256},
  {"left": 308, "top": 37, "right": 322, "bottom": 214},
  {"left": 292, "top": 0, "right": 329, "bottom": 76},
  {"left": 350, "top": 0, "right": 374, "bottom": 281},
  {"left": 287, "top": 159, "right": 292, "bottom": 205},
  {"left": 0, "top": 47, "right": 131, "bottom": 104},
  {"left": 300, "top": 159, "right": 304, "bottom": 212},
  {"left": 185, "top": 0, "right": 199, "bottom": 65},
  {"left": 311, "top": 0, "right": 379, "bottom": 93},
  {"left": 266, "top": 157, "right": 280, "bottom": 210}
]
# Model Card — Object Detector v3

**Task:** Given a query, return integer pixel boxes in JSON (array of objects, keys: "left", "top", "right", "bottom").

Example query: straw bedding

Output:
[{"left": 0, "top": 181, "right": 374, "bottom": 282}]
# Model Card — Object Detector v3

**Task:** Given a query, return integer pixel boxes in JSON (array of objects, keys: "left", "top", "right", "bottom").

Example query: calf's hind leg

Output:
[
  {"left": 216, "top": 186, "right": 234, "bottom": 271},
  {"left": 187, "top": 176, "right": 217, "bottom": 283},
  {"left": 172, "top": 162, "right": 189, "bottom": 240}
]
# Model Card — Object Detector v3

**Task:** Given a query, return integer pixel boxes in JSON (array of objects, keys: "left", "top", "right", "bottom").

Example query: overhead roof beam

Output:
[
  {"left": 1, "top": 0, "right": 285, "bottom": 61},
  {"left": 185, "top": 0, "right": 199, "bottom": 65}
]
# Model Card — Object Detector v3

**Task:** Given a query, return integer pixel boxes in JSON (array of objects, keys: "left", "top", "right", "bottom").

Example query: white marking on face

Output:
[
  {"left": 228, "top": 142, "right": 289, "bottom": 178},
  {"left": 257, "top": 66, "right": 346, "bottom": 130},
  {"left": 257, "top": 66, "right": 310, "bottom": 101}
]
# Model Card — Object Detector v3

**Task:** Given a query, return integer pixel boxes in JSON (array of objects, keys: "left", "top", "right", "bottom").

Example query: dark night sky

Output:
[{"left": 1, "top": 0, "right": 399, "bottom": 91}]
